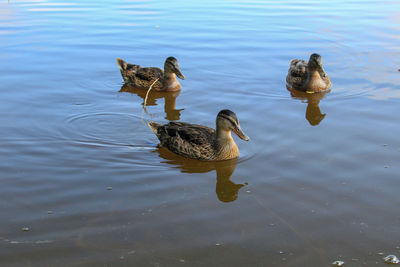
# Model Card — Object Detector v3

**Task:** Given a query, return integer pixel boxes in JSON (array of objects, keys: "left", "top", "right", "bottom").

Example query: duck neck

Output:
[
  {"left": 163, "top": 71, "right": 180, "bottom": 91},
  {"left": 309, "top": 68, "right": 322, "bottom": 80},
  {"left": 309, "top": 64, "right": 327, "bottom": 79},
  {"left": 215, "top": 129, "right": 239, "bottom": 159}
]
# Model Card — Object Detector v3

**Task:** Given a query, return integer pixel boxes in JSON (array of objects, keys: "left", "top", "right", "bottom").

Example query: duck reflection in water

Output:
[
  {"left": 120, "top": 84, "right": 183, "bottom": 121},
  {"left": 287, "top": 86, "right": 328, "bottom": 126},
  {"left": 155, "top": 147, "right": 247, "bottom": 202}
]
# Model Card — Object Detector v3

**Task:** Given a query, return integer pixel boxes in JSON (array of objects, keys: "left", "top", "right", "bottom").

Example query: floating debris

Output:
[
  {"left": 106, "top": 187, "right": 113, "bottom": 190},
  {"left": 279, "top": 251, "right": 284, "bottom": 254},
  {"left": 215, "top": 243, "right": 221, "bottom": 246},
  {"left": 332, "top": 260, "right": 345, "bottom": 266},
  {"left": 384, "top": 165, "right": 389, "bottom": 168},
  {"left": 383, "top": 254, "right": 400, "bottom": 264},
  {"left": 245, "top": 190, "right": 251, "bottom": 193},
  {"left": 35, "top": 240, "right": 52, "bottom": 244},
  {"left": 22, "top": 227, "right": 30, "bottom": 232},
  {"left": 179, "top": 259, "right": 185, "bottom": 263},
  {"left": 378, "top": 252, "right": 385, "bottom": 256},
  {"left": 47, "top": 211, "right": 53, "bottom": 214}
]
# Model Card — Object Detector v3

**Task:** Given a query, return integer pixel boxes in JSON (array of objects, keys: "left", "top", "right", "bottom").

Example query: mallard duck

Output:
[
  {"left": 286, "top": 53, "right": 331, "bottom": 92},
  {"left": 116, "top": 57, "right": 185, "bottom": 91},
  {"left": 148, "top": 110, "right": 249, "bottom": 161}
]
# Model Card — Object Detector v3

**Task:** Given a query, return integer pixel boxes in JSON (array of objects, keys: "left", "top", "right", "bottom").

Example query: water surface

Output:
[{"left": 1, "top": 0, "right": 400, "bottom": 266}]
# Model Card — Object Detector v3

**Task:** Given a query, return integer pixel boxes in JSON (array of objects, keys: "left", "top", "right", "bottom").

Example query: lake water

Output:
[{"left": 1, "top": 0, "right": 400, "bottom": 266}]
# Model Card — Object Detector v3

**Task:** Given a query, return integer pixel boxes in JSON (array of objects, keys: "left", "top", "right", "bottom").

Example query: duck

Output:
[
  {"left": 148, "top": 109, "right": 249, "bottom": 161},
  {"left": 286, "top": 53, "right": 331, "bottom": 92},
  {"left": 116, "top": 56, "right": 185, "bottom": 91}
]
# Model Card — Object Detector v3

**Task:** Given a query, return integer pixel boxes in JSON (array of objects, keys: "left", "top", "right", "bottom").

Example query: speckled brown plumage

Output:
[
  {"left": 149, "top": 121, "right": 217, "bottom": 160},
  {"left": 148, "top": 110, "right": 249, "bottom": 161},
  {"left": 116, "top": 57, "right": 184, "bottom": 91},
  {"left": 286, "top": 53, "right": 331, "bottom": 92}
]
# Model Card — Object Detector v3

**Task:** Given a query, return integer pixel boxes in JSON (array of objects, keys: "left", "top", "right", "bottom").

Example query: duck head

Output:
[
  {"left": 164, "top": 57, "right": 185, "bottom": 80},
  {"left": 308, "top": 53, "right": 323, "bottom": 70},
  {"left": 216, "top": 109, "right": 249, "bottom": 141}
]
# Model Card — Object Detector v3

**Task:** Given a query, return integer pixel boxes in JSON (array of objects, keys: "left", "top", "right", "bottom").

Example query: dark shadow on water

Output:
[
  {"left": 287, "top": 86, "right": 329, "bottom": 126},
  {"left": 155, "top": 147, "right": 247, "bottom": 203},
  {"left": 120, "top": 84, "right": 183, "bottom": 121}
]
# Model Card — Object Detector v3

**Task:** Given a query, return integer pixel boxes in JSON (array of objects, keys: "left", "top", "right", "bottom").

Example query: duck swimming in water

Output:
[
  {"left": 286, "top": 53, "right": 331, "bottom": 92},
  {"left": 148, "top": 110, "right": 249, "bottom": 161},
  {"left": 116, "top": 57, "right": 185, "bottom": 91}
]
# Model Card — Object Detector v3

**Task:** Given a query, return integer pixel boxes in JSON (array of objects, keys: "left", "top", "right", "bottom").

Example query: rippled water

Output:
[{"left": 1, "top": 0, "right": 400, "bottom": 266}]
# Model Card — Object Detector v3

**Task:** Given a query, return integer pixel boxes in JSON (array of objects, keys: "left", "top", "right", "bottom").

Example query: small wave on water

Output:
[
  {"left": 63, "top": 111, "right": 151, "bottom": 148},
  {"left": 58, "top": 111, "right": 174, "bottom": 169}
]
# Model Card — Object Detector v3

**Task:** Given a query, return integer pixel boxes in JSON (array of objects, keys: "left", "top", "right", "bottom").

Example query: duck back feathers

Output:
[
  {"left": 117, "top": 58, "right": 140, "bottom": 72},
  {"left": 148, "top": 121, "right": 216, "bottom": 160},
  {"left": 287, "top": 59, "right": 308, "bottom": 89},
  {"left": 117, "top": 58, "right": 164, "bottom": 90}
]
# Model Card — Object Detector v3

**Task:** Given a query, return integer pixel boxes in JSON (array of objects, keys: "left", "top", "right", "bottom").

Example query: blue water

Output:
[{"left": 1, "top": 0, "right": 400, "bottom": 266}]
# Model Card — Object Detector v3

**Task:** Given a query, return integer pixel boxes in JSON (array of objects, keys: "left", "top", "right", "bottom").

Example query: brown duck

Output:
[
  {"left": 286, "top": 53, "right": 331, "bottom": 92},
  {"left": 148, "top": 110, "right": 249, "bottom": 161},
  {"left": 116, "top": 57, "right": 185, "bottom": 91}
]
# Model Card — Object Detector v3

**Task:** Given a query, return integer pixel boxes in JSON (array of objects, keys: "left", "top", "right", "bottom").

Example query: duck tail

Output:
[
  {"left": 116, "top": 58, "right": 127, "bottom": 71},
  {"left": 148, "top": 121, "right": 160, "bottom": 134}
]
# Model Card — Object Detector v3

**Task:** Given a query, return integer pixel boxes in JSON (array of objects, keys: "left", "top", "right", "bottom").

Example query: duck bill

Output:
[
  {"left": 175, "top": 68, "right": 185, "bottom": 80},
  {"left": 233, "top": 125, "right": 250, "bottom": 141}
]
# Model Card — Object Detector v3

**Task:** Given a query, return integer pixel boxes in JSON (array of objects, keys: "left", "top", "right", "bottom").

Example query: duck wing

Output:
[
  {"left": 289, "top": 59, "right": 307, "bottom": 76},
  {"left": 125, "top": 63, "right": 140, "bottom": 72},
  {"left": 135, "top": 67, "right": 164, "bottom": 81},
  {"left": 156, "top": 122, "right": 216, "bottom": 160}
]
